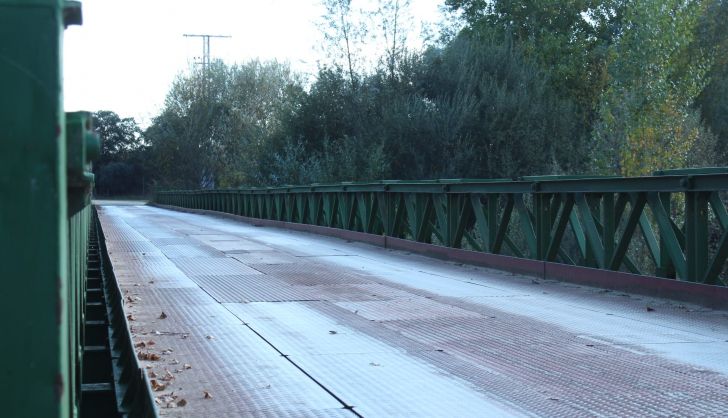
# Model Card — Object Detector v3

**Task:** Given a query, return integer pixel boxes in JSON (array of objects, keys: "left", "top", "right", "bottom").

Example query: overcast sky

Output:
[{"left": 63, "top": 0, "right": 445, "bottom": 127}]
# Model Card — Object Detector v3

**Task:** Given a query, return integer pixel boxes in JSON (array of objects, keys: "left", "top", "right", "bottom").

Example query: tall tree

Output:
[
  {"left": 373, "top": 0, "right": 412, "bottom": 82},
  {"left": 591, "top": 0, "right": 713, "bottom": 175},
  {"left": 91, "top": 111, "right": 146, "bottom": 195},
  {"left": 445, "top": 0, "right": 625, "bottom": 121},
  {"left": 320, "top": 0, "right": 367, "bottom": 90}
]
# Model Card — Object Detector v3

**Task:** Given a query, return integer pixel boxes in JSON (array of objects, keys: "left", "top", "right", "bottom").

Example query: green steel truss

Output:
[
  {"left": 156, "top": 168, "right": 728, "bottom": 286},
  {"left": 1, "top": 1, "right": 100, "bottom": 416}
]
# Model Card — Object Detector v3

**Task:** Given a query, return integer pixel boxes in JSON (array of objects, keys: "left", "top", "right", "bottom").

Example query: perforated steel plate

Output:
[
  {"left": 172, "top": 257, "right": 263, "bottom": 276},
  {"left": 106, "top": 240, "right": 159, "bottom": 253},
  {"left": 228, "top": 252, "right": 298, "bottom": 265},
  {"left": 188, "top": 275, "right": 317, "bottom": 303},
  {"left": 159, "top": 245, "right": 224, "bottom": 259},
  {"left": 249, "top": 264, "right": 372, "bottom": 286}
]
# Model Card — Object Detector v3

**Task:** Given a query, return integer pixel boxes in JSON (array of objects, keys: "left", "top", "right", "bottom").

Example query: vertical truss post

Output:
[{"left": 685, "top": 191, "right": 709, "bottom": 282}]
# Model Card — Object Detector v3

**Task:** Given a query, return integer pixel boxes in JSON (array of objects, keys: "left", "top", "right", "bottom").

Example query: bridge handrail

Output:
[{"left": 155, "top": 168, "right": 728, "bottom": 286}]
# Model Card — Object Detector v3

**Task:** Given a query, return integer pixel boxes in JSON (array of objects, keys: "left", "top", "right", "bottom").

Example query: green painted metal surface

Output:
[
  {"left": 0, "top": 1, "right": 98, "bottom": 417},
  {"left": 157, "top": 168, "right": 728, "bottom": 286}
]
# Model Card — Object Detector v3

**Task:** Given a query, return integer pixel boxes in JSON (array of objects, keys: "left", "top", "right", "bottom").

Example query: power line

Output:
[{"left": 183, "top": 34, "right": 231, "bottom": 71}]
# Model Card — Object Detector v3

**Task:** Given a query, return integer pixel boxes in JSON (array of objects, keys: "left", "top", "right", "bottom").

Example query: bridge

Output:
[
  {"left": 106, "top": 171, "right": 728, "bottom": 417},
  {"left": 2, "top": 0, "right": 728, "bottom": 416}
]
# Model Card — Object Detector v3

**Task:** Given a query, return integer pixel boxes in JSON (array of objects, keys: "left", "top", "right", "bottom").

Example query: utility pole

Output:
[{"left": 183, "top": 34, "right": 231, "bottom": 72}]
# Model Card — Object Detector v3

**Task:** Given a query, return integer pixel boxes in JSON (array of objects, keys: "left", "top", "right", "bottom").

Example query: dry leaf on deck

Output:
[
  {"left": 138, "top": 352, "right": 161, "bottom": 361},
  {"left": 150, "top": 379, "right": 167, "bottom": 392}
]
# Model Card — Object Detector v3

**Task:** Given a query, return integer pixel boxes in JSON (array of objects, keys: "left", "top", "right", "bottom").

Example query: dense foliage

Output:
[{"left": 92, "top": 0, "right": 728, "bottom": 194}]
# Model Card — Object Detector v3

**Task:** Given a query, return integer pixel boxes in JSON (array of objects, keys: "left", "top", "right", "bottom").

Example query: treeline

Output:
[{"left": 93, "top": 0, "right": 728, "bottom": 195}]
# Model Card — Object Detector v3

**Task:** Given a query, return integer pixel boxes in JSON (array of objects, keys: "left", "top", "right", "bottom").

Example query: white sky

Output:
[{"left": 63, "top": 0, "right": 445, "bottom": 127}]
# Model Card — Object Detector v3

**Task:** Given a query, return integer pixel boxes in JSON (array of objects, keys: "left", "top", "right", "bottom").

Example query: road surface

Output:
[{"left": 97, "top": 203, "right": 728, "bottom": 417}]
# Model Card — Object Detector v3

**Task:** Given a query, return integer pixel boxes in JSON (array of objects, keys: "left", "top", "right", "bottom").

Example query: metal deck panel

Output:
[
  {"left": 224, "top": 302, "right": 524, "bottom": 417},
  {"left": 228, "top": 251, "right": 298, "bottom": 265},
  {"left": 172, "top": 257, "right": 263, "bottom": 276},
  {"left": 335, "top": 297, "right": 481, "bottom": 321},
  {"left": 250, "top": 264, "right": 373, "bottom": 286},
  {"left": 105, "top": 240, "right": 161, "bottom": 253},
  {"left": 189, "top": 234, "right": 272, "bottom": 252},
  {"left": 158, "top": 244, "right": 224, "bottom": 259},
  {"left": 187, "top": 274, "right": 318, "bottom": 303}
]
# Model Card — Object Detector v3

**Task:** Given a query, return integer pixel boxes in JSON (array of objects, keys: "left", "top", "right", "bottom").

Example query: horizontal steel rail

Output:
[{"left": 156, "top": 168, "right": 728, "bottom": 287}]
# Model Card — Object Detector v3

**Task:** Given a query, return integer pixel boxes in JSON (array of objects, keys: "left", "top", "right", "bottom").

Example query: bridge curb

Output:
[{"left": 151, "top": 203, "right": 728, "bottom": 310}]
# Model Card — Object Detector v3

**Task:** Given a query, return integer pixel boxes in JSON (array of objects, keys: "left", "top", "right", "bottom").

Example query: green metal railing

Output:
[
  {"left": 157, "top": 168, "right": 728, "bottom": 286},
  {"left": 1, "top": 1, "right": 155, "bottom": 416}
]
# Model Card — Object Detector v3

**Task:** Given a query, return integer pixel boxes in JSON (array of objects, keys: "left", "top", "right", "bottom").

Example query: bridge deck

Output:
[{"left": 97, "top": 203, "right": 728, "bottom": 417}]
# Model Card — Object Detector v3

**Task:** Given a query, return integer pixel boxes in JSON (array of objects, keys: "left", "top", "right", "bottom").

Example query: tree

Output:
[
  {"left": 373, "top": 0, "right": 412, "bottom": 82},
  {"left": 419, "top": 32, "right": 585, "bottom": 178},
  {"left": 591, "top": 0, "right": 713, "bottom": 175},
  {"left": 145, "top": 60, "right": 303, "bottom": 189},
  {"left": 92, "top": 111, "right": 142, "bottom": 165},
  {"left": 445, "top": 0, "right": 625, "bottom": 124},
  {"left": 91, "top": 111, "right": 146, "bottom": 196},
  {"left": 320, "top": 0, "right": 367, "bottom": 90},
  {"left": 696, "top": 0, "right": 728, "bottom": 165}
]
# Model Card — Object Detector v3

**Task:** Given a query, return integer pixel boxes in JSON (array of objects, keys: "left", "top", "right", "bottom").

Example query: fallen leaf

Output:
[
  {"left": 135, "top": 341, "right": 146, "bottom": 349},
  {"left": 147, "top": 340, "right": 156, "bottom": 346},
  {"left": 646, "top": 306, "right": 655, "bottom": 312},
  {"left": 127, "top": 314, "right": 136, "bottom": 321},
  {"left": 162, "top": 370, "right": 175, "bottom": 381},
  {"left": 159, "top": 312, "right": 168, "bottom": 319},
  {"left": 170, "top": 358, "right": 180, "bottom": 365},
  {"left": 203, "top": 391, "right": 213, "bottom": 399},
  {"left": 328, "top": 330, "right": 337, "bottom": 335},
  {"left": 369, "top": 362, "right": 380, "bottom": 367},
  {"left": 150, "top": 379, "right": 167, "bottom": 392},
  {"left": 138, "top": 352, "right": 161, "bottom": 361},
  {"left": 184, "top": 364, "right": 192, "bottom": 370},
  {"left": 161, "top": 349, "right": 174, "bottom": 355},
  {"left": 148, "top": 371, "right": 158, "bottom": 378},
  {"left": 177, "top": 399, "right": 187, "bottom": 407},
  {"left": 206, "top": 335, "right": 215, "bottom": 340},
  {"left": 181, "top": 334, "right": 189, "bottom": 339}
]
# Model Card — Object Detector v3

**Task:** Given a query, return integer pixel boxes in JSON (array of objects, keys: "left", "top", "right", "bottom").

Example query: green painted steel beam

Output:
[{"left": 156, "top": 169, "right": 728, "bottom": 286}]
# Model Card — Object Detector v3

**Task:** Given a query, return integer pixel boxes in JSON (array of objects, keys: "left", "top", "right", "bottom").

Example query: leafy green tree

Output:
[
  {"left": 91, "top": 111, "right": 147, "bottom": 196},
  {"left": 420, "top": 32, "right": 586, "bottom": 178},
  {"left": 591, "top": 0, "right": 713, "bottom": 175},
  {"left": 145, "top": 60, "right": 303, "bottom": 188},
  {"left": 92, "top": 111, "right": 142, "bottom": 165},
  {"left": 696, "top": 0, "right": 728, "bottom": 165},
  {"left": 445, "top": 0, "right": 625, "bottom": 128}
]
